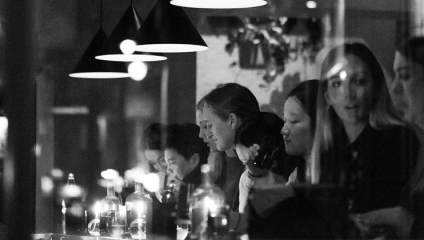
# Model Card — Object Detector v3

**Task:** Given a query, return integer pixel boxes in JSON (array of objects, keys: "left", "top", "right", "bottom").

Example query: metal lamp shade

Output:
[
  {"left": 170, "top": 0, "right": 267, "bottom": 9},
  {"left": 134, "top": 0, "right": 208, "bottom": 53},
  {"left": 95, "top": 4, "right": 166, "bottom": 62},
  {"left": 69, "top": 29, "right": 130, "bottom": 79}
]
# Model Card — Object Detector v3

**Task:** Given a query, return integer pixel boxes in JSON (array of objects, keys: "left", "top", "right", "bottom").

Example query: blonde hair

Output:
[
  {"left": 310, "top": 42, "right": 403, "bottom": 183},
  {"left": 196, "top": 98, "right": 226, "bottom": 186}
]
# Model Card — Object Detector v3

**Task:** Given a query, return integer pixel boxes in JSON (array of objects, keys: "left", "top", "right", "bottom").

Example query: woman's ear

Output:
[
  {"left": 189, "top": 153, "right": 200, "bottom": 167},
  {"left": 229, "top": 113, "right": 238, "bottom": 129}
]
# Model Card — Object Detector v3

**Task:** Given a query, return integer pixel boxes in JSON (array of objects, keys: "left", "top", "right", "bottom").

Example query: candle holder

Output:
[
  {"left": 129, "top": 218, "right": 147, "bottom": 240},
  {"left": 87, "top": 218, "right": 100, "bottom": 236},
  {"left": 88, "top": 201, "right": 101, "bottom": 236}
]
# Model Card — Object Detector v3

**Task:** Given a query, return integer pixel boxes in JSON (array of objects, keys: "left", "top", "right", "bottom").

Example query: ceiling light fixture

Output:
[
  {"left": 134, "top": 0, "right": 208, "bottom": 53},
  {"left": 170, "top": 0, "right": 267, "bottom": 9},
  {"left": 69, "top": 29, "right": 130, "bottom": 79},
  {"left": 69, "top": 0, "right": 130, "bottom": 78},
  {"left": 95, "top": 1, "right": 166, "bottom": 62}
]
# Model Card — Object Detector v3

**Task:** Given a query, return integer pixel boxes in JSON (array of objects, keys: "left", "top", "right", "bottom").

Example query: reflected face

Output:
[
  {"left": 196, "top": 110, "right": 219, "bottom": 152},
  {"left": 164, "top": 148, "right": 194, "bottom": 180},
  {"left": 388, "top": 51, "right": 409, "bottom": 116},
  {"left": 324, "top": 54, "right": 375, "bottom": 126},
  {"left": 393, "top": 51, "right": 424, "bottom": 126},
  {"left": 281, "top": 97, "right": 312, "bottom": 157},
  {"left": 144, "top": 149, "right": 167, "bottom": 172},
  {"left": 202, "top": 105, "right": 235, "bottom": 151}
]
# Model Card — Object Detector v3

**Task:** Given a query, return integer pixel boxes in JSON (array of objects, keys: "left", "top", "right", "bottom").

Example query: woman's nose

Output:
[
  {"left": 281, "top": 126, "right": 289, "bottom": 136},
  {"left": 160, "top": 163, "right": 168, "bottom": 172},
  {"left": 165, "top": 163, "right": 172, "bottom": 174},
  {"left": 391, "top": 76, "right": 403, "bottom": 95},
  {"left": 347, "top": 82, "right": 356, "bottom": 99},
  {"left": 199, "top": 129, "right": 207, "bottom": 139}
]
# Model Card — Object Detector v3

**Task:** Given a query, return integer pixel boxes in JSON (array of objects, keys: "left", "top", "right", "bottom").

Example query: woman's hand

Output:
[
  {"left": 355, "top": 206, "right": 413, "bottom": 238},
  {"left": 235, "top": 143, "right": 268, "bottom": 177}
]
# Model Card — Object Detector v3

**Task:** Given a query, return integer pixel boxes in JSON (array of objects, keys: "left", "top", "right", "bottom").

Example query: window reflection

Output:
[{"left": 0, "top": 0, "right": 424, "bottom": 239}]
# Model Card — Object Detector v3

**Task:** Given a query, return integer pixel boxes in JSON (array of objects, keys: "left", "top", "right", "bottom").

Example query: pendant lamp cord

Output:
[{"left": 100, "top": 0, "right": 103, "bottom": 29}]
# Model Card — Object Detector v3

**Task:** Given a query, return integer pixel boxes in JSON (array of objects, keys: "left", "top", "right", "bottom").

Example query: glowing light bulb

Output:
[
  {"left": 306, "top": 1, "right": 317, "bottom": 9},
  {"left": 128, "top": 61, "right": 148, "bottom": 81},
  {"left": 62, "top": 184, "right": 83, "bottom": 198},
  {"left": 120, "top": 39, "right": 137, "bottom": 54}
]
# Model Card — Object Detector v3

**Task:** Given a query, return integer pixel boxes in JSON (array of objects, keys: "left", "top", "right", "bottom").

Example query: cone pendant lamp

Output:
[
  {"left": 69, "top": 0, "right": 129, "bottom": 78},
  {"left": 95, "top": 2, "right": 166, "bottom": 62},
  {"left": 134, "top": 0, "right": 208, "bottom": 53},
  {"left": 171, "top": 0, "right": 267, "bottom": 9}
]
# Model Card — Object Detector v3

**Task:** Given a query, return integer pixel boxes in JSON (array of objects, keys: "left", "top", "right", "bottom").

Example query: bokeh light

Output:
[
  {"left": 128, "top": 61, "right": 148, "bottom": 81},
  {"left": 101, "top": 169, "right": 119, "bottom": 180},
  {"left": 144, "top": 173, "right": 160, "bottom": 192},
  {"left": 120, "top": 39, "right": 137, "bottom": 54}
]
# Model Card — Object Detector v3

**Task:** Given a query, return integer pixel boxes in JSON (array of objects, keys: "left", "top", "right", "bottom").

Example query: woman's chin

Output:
[{"left": 285, "top": 149, "right": 299, "bottom": 156}]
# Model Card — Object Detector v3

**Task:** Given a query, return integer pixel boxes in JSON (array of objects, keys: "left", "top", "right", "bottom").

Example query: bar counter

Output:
[{"left": 32, "top": 233, "right": 126, "bottom": 240}]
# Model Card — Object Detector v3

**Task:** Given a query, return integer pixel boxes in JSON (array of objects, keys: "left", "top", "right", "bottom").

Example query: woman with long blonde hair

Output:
[{"left": 310, "top": 42, "right": 417, "bottom": 221}]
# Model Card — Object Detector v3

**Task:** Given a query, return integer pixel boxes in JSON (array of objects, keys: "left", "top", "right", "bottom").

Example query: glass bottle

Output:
[
  {"left": 125, "top": 181, "right": 152, "bottom": 240},
  {"left": 190, "top": 164, "right": 228, "bottom": 240},
  {"left": 99, "top": 181, "right": 120, "bottom": 236},
  {"left": 63, "top": 173, "right": 85, "bottom": 235},
  {"left": 177, "top": 183, "right": 194, "bottom": 240},
  {"left": 159, "top": 182, "right": 177, "bottom": 239}
]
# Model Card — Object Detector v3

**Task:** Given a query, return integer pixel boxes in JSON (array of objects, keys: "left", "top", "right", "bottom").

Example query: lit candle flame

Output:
[
  {"left": 205, "top": 197, "right": 218, "bottom": 217},
  {"left": 61, "top": 200, "right": 66, "bottom": 214},
  {"left": 62, "top": 200, "right": 67, "bottom": 235},
  {"left": 94, "top": 201, "right": 100, "bottom": 219}
]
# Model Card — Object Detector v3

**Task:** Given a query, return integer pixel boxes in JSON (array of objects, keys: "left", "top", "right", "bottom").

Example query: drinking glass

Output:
[{"left": 176, "top": 223, "right": 190, "bottom": 240}]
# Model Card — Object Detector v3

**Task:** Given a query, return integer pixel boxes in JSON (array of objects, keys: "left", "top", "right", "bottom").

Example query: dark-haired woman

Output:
[
  {"left": 201, "top": 83, "right": 296, "bottom": 237},
  {"left": 247, "top": 80, "right": 339, "bottom": 239},
  {"left": 234, "top": 111, "right": 297, "bottom": 213},
  {"left": 142, "top": 123, "right": 179, "bottom": 201}
]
